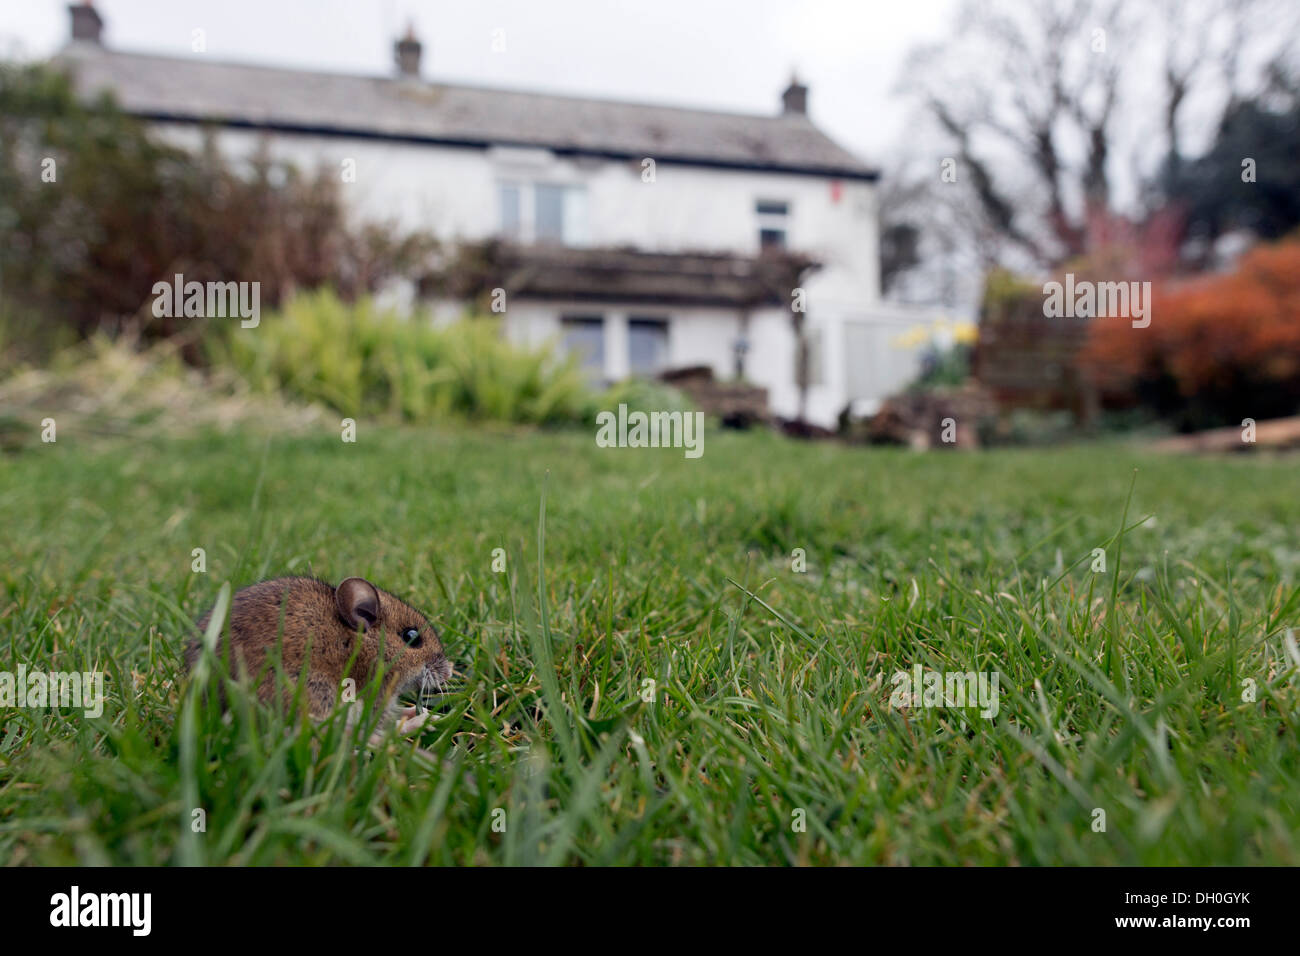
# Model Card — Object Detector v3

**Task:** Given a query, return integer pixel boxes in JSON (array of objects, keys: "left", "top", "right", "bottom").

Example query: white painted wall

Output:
[
  {"left": 497, "top": 297, "right": 878, "bottom": 426},
  {"left": 501, "top": 299, "right": 741, "bottom": 383},
  {"left": 156, "top": 123, "right": 937, "bottom": 428},
  {"left": 158, "top": 126, "right": 880, "bottom": 298}
]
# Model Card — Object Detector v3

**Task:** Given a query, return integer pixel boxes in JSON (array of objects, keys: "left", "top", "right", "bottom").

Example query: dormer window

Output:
[{"left": 756, "top": 199, "right": 789, "bottom": 250}]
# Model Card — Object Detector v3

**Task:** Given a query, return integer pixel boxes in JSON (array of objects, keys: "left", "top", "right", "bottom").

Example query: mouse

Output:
[{"left": 185, "top": 575, "right": 453, "bottom": 735}]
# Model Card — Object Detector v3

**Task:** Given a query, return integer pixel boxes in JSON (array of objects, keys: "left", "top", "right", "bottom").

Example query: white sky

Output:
[{"left": 1, "top": 0, "right": 961, "bottom": 168}]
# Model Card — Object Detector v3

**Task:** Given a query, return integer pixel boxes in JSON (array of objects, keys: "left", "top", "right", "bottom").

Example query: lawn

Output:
[{"left": 1, "top": 424, "right": 1297, "bottom": 865}]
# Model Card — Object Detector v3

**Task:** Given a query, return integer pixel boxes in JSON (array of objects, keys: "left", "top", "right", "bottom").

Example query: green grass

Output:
[{"left": 1, "top": 425, "right": 1297, "bottom": 865}]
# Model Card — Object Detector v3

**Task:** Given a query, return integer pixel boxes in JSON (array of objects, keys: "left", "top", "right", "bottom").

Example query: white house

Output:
[{"left": 56, "top": 2, "right": 945, "bottom": 428}]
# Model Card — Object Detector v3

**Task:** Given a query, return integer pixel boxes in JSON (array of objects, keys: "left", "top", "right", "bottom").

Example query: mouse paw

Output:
[{"left": 396, "top": 705, "right": 432, "bottom": 735}]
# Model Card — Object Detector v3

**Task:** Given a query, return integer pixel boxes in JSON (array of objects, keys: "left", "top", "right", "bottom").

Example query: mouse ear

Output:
[{"left": 336, "top": 577, "right": 380, "bottom": 633}]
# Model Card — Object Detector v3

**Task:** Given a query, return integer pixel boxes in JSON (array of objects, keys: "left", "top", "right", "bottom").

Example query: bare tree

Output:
[{"left": 890, "top": 0, "right": 1296, "bottom": 275}]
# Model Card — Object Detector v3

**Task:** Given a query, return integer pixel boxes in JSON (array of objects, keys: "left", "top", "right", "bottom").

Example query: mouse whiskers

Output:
[{"left": 418, "top": 667, "right": 448, "bottom": 708}]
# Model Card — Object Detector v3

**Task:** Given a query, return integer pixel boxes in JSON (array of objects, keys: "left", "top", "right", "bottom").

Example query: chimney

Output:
[
  {"left": 69, "top": 1, "right": 104, "bottom": 45},
  {"left": 781, "top": 74, "right": 808, "bottom": 116},
  {"left": 395, "top": 23, "right": 422, "bottom": 78}
]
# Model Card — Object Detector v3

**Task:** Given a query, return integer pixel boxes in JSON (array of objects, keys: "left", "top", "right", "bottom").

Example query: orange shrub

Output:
[{"left": 1080, "top": 238, "right": 1300, "bottom": 428}]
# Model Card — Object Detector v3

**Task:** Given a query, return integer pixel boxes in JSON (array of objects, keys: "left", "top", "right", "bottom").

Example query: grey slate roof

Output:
[{"left": 54, "top": 43, "right": 877, "bottom": 181}]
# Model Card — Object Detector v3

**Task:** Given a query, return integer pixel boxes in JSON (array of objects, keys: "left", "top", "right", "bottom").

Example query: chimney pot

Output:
[
  {"left": 69, "top": 1, "right": 104, "bottom": 45},
  {"left": 395, "top": 24, "right": 422, "bottom": 78},
  {"left": 781, "top": 75, "right": 808, "bottom": 115}
]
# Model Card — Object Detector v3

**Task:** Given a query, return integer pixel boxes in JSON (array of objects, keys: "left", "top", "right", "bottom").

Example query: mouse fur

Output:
[{"left": 185, "top": 575, "right": 452, "bottom": 723}]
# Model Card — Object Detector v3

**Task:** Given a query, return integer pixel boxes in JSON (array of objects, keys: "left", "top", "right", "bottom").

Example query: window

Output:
[
  {"left": 499, "top": 184, "right": 522, "bottom": 238},
  {"left": 628, "top": 317, "right": 669, "bottom": 375},
  {"left": 756, "top": 199, "right": 790, "bottom": 250},
  {"left": 498, "top": 182, "right": 588, "bottom": 245},
  {"left": 561, "top": 315, "right": 605, "bottom": 378},
  {"left": 535, "top": 184, "right": 566, "bottom": 242}
]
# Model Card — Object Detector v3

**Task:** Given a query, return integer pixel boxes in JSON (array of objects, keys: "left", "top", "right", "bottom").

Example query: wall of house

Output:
[
  {"left": 501, "top": 299, "right": 741, "bottom": 383},
  {"left": 154, "top": 125, "right": 881, "bottom": 307},
  {"left": 496, "top": 298, "right": 866, "bottom": 425},
  {"left": 154, "top": 124, "right": 930, "bottom": 428}
]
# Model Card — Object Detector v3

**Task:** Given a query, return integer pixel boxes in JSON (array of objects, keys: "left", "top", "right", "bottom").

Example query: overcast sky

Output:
[{"left": 1, "top": 0, "right": 959, "bottom": 167}]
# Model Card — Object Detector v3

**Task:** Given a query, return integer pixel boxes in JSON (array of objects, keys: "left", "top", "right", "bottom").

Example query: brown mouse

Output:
[{"left": 185, "top": 576, "right": 452, "bottom": 728}]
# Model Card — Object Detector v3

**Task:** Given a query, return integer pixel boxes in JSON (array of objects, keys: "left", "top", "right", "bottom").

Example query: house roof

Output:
[{"left": 53, "top": 43, "right": 878, "bottom": 181}]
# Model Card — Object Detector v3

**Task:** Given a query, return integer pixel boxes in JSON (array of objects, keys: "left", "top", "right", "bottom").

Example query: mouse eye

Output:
[{"left": 402, "top": 627, "right": 422, "bottom": 647}]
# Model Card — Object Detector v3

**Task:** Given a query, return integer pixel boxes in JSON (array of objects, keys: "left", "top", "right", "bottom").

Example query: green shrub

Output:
[
  {"left": 587, "top": 376, "right": 694, "bottom": 425},
  {"left": 0, "top": 63, "right": 436, "bottom": 347},
  {"left": 215, "top": 289, "right": 592, "bottom": 425},
  {"left": 909, "top": 343, "right": 972, "bottom": 391}
]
